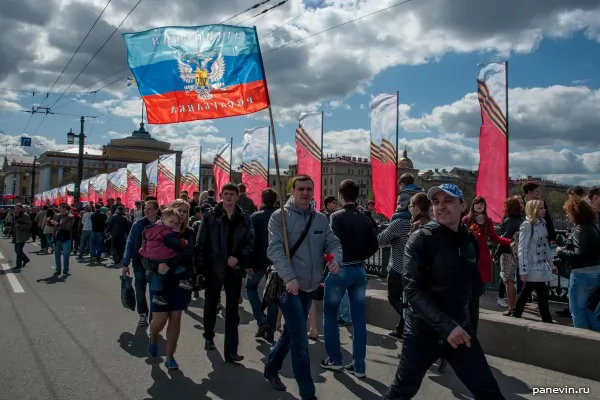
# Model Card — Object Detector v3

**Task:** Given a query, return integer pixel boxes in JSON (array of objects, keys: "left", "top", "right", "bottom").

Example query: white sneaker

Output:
[{"left": 497, "top": 298, "right": 508, "bottom": 308}]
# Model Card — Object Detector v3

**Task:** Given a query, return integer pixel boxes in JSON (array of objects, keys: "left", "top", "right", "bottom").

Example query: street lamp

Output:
[{"left": 66, "top": 116, "right": 86, "bottom": 206}]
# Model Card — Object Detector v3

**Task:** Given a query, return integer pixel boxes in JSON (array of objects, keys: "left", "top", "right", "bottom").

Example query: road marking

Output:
[
  {"left": 31, "top": 242, "right": 39, "bottom": 247},
  {"left": 0, "top": 251, "right": 4, "bottom": 260},
  {"left": 1, "top": 263, "right": 25, "bottom": 293}
]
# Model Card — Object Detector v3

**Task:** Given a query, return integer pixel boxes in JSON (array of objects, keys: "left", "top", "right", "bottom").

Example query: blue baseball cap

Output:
[{"left": 427, "top": 184, "right": 464, "bottom": 202}]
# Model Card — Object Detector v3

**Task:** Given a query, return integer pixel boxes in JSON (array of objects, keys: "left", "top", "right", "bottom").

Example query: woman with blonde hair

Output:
[
  {"left": 512, "top": 200, "right": 556, "bottom": 323},
  {"left": 146, "top": 198, "right": 194, "bottom": 370}
]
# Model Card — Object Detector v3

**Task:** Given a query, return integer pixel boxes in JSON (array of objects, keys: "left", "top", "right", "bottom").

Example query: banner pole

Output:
[{"left": 254, "top": 26, "right": 290, "bottom": 259}]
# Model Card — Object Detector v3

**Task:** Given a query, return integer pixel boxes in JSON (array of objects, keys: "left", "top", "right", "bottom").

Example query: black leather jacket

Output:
[
  {"left": 403, "top": 220, "right": 482, "bottom": 339},
  {"left": 557, "top": 223, "right": 600, "bottom": 270},
  {"left": 195, "top": 202, "right": 254, "bottom": 282}
]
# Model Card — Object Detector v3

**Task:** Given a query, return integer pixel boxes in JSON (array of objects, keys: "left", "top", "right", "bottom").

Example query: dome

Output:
[{"left": 398, "top": 148, "right": 414, "bottom": 169}]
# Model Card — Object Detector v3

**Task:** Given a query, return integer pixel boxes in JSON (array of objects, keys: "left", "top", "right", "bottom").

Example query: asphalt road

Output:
[{"left": 0, "top": 236, "right": 599, "bottom": 400}]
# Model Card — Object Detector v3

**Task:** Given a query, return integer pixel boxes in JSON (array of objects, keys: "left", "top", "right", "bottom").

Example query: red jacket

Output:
[{"left": 463, "top": 216, "right": 511, "bottom": 284}]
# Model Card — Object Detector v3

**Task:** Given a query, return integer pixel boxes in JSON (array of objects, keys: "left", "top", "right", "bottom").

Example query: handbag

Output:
[
  {"left": 120, "top": 275, "right": 136, "bottom": 311},
  {"left": 262, "top": 212, "right": 315, "bottom": 305}
]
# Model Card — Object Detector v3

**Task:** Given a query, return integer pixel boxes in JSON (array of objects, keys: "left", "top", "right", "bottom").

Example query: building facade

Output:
[{"left": 1, "top": 156, "right": 40, "bottom": 204}]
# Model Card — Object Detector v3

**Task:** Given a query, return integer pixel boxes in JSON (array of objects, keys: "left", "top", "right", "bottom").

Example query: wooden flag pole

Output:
[{"left": 254, "top": 26, "right": 290, "bottom": 259}]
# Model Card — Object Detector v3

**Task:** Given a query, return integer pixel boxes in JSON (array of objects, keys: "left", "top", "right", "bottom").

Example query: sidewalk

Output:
[{"left": 362, "top": 277, "right": 600, "bottom": 381}]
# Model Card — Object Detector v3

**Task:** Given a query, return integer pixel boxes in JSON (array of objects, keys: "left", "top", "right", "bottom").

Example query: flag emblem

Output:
[{"left": 177, "top": 51, "right": 226, "bottom": 100}]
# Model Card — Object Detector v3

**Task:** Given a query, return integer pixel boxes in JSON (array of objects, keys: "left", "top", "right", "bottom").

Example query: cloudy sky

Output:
[{"left": 1, "top": 0, "right": 600, "bottom": 185}]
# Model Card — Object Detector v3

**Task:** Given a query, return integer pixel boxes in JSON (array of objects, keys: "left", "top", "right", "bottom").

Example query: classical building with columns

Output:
[{"left": 1, "top": 156, "right": 39, "bottom": 204}]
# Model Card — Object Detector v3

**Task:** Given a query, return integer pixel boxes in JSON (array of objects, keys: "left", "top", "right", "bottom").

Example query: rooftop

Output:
[{"left": 60, "top": 147, "right": 103, "bottom": 156}]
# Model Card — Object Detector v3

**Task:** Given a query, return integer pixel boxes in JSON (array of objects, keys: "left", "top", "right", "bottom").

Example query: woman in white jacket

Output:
[{"left": 513, "top": 199, "right": 556, "bottom": 323}]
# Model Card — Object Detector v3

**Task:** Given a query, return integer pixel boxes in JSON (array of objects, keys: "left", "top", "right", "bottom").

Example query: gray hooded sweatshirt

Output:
[{"left": 267, "top": 198, "right": 342, "bottom": 292}]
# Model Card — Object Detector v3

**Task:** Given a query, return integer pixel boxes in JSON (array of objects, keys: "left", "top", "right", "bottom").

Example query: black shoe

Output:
[
  {"left": 53, "top": 271, "right": 60, "bottom": 276},
  {"left": 225, "top": 354, "right": 244, "bottom": 363},
  {"left": 255, "top": 323, "right": 270, "bottom": 338},
  {"left": 265, "top": 335, "right": 275, "bottom": 344},
  {"left": 338, "top": 318, "right": 352, "bottom": 327},
  {"left": 264, "top": 368, "right": 286, "bottom": 391},
  {"left": 388, "top": 330, "right": 403, "bottom": 339},
  {"left": 193, "top": 290, "right": 199, "bottom": 299},
  {"left": 204, "top": 339, "right": 216, "bottom": 350}
]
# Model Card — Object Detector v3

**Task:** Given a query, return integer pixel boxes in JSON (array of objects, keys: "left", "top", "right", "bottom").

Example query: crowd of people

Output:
[{"left": 2, "top": 175, "right": 600, "bottom": 400}]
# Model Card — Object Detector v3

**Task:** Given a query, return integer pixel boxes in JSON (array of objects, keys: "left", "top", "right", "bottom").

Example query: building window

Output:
[{"left": 330, "top": 178, "right": 333, "bottom": 185}]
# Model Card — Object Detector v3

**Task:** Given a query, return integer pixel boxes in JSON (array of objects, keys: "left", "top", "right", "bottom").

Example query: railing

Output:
[{"left": 365, "top": 228, "right": 569, "bottom": 303}]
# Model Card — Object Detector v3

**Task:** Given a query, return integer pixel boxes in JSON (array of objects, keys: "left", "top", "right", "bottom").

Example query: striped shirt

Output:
[{"left": 377, "top": 218, "right": 412, "bottom": 274}]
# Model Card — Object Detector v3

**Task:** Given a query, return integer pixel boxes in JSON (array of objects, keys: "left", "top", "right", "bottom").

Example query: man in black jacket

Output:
[
  {"left": 246, "top": 188, "right": 279, "bottom": 342},
  {"left": 384, "top": 184, "right": 504, "bottom": 400},
  {"left": 236, "top": 183, "right": 257, "bottom": 214},
  {"left": 197, "top": 182, "right": 255, "bottom": 363},
  {"left": 106, "top": 206, "right": 131, "bottom": 267}
]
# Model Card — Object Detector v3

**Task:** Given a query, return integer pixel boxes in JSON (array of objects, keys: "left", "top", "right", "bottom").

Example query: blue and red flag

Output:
[{"left": 123, "top": 25, "right": 269, "bottom": 124}]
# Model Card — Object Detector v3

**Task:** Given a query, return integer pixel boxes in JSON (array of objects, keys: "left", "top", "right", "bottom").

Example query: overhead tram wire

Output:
[
  {"left": 242, "top": 0, "right": 289, "bottom": 27},
  {"left": 51, "top": 67, "right": 130, "bottom": 110},
  {"left": 49, "top": 0, "right": 144, "bottom": 108},
  {"left": 39, "top": 0, "right": 113, "bottom": 109},
  {"left": 263, "top": 0, "right": 413, "bottom": 56},
  {"left": 220, "top": 0, "right": 273, "bottom": 24},
  {"left": 259, "top": 0, "right": 327, "bottom": 40}
]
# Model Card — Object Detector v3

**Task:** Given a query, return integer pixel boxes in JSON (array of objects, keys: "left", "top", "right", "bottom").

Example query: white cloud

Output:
[
  {"left": 400, "top": 85, "right": 600, "bottom": 147},
  {"left": 1, "top": 0, "right": 599, "bottom": 122}
]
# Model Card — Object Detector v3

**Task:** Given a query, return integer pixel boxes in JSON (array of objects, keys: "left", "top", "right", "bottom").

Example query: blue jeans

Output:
[
  {"left": 569, "top": 266, "right": 600, "bottom": 332},
  {"left": 14, "top": 242, "right": 28, "bottom": 268},
  {"left": 54, "top": 240, "right": 72, "bottom": 274},
  {"left": 133, "top": 263, "right": 149, "bottom": 316},
  {"left": 90, "top": 232, "right": 104, "bottom": 259},
  {"left": 78, "top": 230, "right": 92, "bottom": 258},
  {"left": 246, "top": 269, "right": 278, "bottom": 337},
  {"left": 45, "top": 233, "right": 54, "bottom": 251},
  {"left": 266, "top": 290, "right": 315, "bottom": 400},
  {"left": 323, "top": 266, "right": 367, "bottom": 374},
  {"left": 340, "top": 292, "right": 352, "bottom": 322}
]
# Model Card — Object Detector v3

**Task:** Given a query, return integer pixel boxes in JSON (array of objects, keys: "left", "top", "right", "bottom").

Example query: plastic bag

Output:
[{"left": 120, "top": 275, "right": 136, "bottom": 311}]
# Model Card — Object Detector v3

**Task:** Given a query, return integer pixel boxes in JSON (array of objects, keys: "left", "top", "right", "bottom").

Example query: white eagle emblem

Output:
[{"left": 177, "top": 51, "right": 226, "bottom": 100}]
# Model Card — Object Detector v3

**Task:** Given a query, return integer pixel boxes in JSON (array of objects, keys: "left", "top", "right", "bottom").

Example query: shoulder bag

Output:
[{"left": 262, "top": 212, "right": 315, "bottom": 306}]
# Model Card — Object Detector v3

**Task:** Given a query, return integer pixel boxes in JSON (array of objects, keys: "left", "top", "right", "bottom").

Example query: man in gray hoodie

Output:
[{"left": 264, "top": 174, "right": 342, "bottom": 400}]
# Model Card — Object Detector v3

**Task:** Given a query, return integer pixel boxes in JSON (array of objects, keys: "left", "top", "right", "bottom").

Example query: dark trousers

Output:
[
  {"left": 203, "top": 271, "right": 243, "bottom": 355},
  {"left": 111, "top": 236, "right": 125, "bottom": 264},
  {"left": 387, "top": 269, "right": 405, "bottom": 333},
  {"left": 40, "top": 232, "right": 47, "bottom": 250},
  {"left": 469, "top": 294, "right": 480, "bottom": 335},
  {"left": 133, "top": 264, "right": 149, "bottom": 316},
  {"left": 513, "top": 281, "right": 552, "bottom": 322},
  {"left": 384, "top": 332, "right": 505, "bottom": 400}
]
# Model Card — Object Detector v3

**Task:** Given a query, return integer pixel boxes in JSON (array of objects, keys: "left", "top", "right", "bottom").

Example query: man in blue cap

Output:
[{"left": 384, "top": 184, "right": 504, "bottom": 400}]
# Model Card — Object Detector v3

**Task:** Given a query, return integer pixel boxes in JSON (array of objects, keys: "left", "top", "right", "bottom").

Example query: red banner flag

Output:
[
  {"left": 242, "top": 127, "right": 269, "bottom": 207},
  {"left": 295, "top": 112, "right": 323, "bottom": 210},
  {"left": 180, "top": 147, "right": 201, "bottom": 195},
  {"left": 213, "top": 143, "right": 231, "bottom": 196},
  {"left": 370, "top": 93, "right": 398, "bottom": 220},
  {"left": 146, "top": 160, "right": 158, "bottom": 198},
  {"left": 157, "top": 154, "right": 176, "bottom": 205},
  {"left": 126, "top": 163, "right": 142, "bottom": 208},
  {"left": 476, "top": 62, "right": 508, "bottom": 223}
]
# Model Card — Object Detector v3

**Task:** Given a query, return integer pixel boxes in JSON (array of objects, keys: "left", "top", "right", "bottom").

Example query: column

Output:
[
  {"left": 14, "top": 172, "right": 21, "bottom": 198},
  {"left": 208, "top": 177, "right": 213, "bottom": 190},
  {"left": 57, "top": 166, "right": 64, "bottom": 185},
  {"left": 39, "top": 166, "right": 52, "bottom": 192}
]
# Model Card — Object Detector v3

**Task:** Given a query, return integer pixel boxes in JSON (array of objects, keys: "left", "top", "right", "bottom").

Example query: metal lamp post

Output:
[
  {"left": 67, "top": 116, "right": 85, "bottom": 206},
  {"left": 29, "top": 156, "right": 36, "bottom": 206}
]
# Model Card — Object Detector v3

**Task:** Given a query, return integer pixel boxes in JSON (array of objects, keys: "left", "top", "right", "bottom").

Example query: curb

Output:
[{"left": 364, "top": 292, "right": 600, "bottom": 381}]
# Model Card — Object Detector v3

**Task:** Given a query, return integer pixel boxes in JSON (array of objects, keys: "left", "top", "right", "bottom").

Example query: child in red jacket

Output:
[
  {"left": 463, "top": 197, "right": 512, "bottom": 286},
  {"left": 139, "top": 207, "right": 191, "bottom": 305}
]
